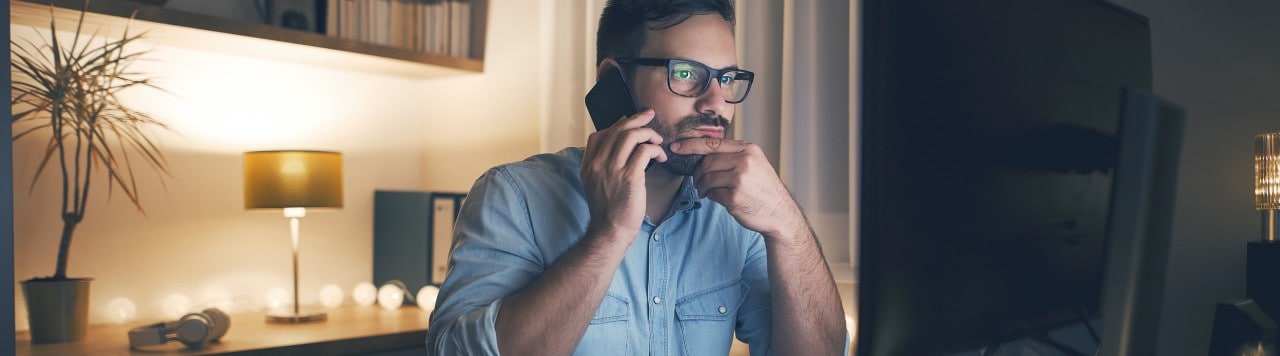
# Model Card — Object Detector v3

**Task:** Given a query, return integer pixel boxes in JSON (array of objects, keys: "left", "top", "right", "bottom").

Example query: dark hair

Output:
[{"left": 596, "top": 0, "right": 735, "bottom": 65}]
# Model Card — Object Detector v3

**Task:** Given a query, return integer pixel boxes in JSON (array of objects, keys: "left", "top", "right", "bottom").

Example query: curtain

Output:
[{"left": 736, "top": 1, "right": 856, "bottom": 282}]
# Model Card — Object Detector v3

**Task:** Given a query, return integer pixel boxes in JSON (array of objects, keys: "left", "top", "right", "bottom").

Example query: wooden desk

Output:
[{"left": 16, "top": 306, "right": 431, "bottom": 356}]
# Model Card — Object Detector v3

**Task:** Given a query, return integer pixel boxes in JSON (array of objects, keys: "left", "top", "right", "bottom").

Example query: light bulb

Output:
[
  {"left": 163, "top": 294, "right": 193, "bottom": 319},
  {"left": 417, "top": 286, "right": 440, "bottom": 311},
  {"left": 266, "top": 287, "right": 291, "bottom": 312},
  {"left": 353, "top": 282, "right": 378, "bottom": 306},
  {"left": 319, "top": 284, "right": 344, "bottom": 309},
  {"left": 107, "top": 298, "right": 138, "bottom": 324},
  {"left": 378, "top": 283, "right": 404, "bottom": 310}
]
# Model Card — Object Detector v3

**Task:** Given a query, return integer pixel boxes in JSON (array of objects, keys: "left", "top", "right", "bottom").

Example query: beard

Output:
[{"left": 645, "top": 112, "right": 731, "bottom": 176}]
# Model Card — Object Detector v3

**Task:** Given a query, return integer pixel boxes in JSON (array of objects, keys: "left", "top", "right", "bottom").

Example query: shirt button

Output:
[
  {"left": 718, "top": 306, "right": 727, "bottom": 314},
  {"left": 652, "top": 233, "right": 661, "bottom": 241},
  {"left": 653, "top": 296, "right": 662, "bottom": 304}
]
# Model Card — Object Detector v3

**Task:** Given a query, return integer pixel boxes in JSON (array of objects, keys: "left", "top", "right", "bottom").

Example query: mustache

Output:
[{"left": 675, "top": 113, "right": 730, "bottom": 132}]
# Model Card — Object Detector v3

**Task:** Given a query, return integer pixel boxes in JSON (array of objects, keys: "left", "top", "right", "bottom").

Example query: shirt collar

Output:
[{"left": 672, "top": 176, "right": 703, "bottom": 212}]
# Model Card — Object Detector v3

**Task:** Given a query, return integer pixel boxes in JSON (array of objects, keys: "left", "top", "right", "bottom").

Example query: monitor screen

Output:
[{"left": 857, "top": 0, "right": 1153, "bottom": 354}]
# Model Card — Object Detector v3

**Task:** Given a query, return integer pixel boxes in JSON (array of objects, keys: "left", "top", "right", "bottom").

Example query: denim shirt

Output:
[{"left": 425, "top": 147, "right": 773, "bottom": 355}]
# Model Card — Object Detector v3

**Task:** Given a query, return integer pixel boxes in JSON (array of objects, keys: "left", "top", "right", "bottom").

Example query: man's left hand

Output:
[{"left": 671, "top": 138, "right": 806, "bottom": 241}]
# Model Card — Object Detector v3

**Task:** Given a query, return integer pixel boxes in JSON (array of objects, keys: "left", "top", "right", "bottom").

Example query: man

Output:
[{"left": 426, "top": 0, "right": 846, "bottom": 354}]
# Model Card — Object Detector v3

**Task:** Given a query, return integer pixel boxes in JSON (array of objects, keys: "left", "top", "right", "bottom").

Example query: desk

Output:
[{"left": 16, "top": 306, "right": 430, "bottom": 355}]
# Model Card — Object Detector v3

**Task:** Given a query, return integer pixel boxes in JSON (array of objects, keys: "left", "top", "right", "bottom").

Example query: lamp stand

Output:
[
  {"left": 1265, "top": 210, "right": 1279, "bottom": 242},
  {"left": 268, "top": 208, "right": 327, "bottom": 323}
]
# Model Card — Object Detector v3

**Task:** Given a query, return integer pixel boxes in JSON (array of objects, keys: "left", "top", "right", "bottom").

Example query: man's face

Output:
[{"left": 631, "top": 14, "right": 738, "bottom": 176}]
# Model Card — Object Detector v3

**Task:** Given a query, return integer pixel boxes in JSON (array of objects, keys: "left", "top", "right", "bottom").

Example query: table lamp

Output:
[
  {"left": 244, "top": 150, "right": 343, "bottom": 323},
  {"left": 1250, "top": 131, "right": 1280, "bottom": 320}
]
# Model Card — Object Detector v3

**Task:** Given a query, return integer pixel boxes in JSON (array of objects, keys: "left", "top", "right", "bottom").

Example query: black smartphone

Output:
[{"left": 585, "top": 65, "right": 640, "bottom": 131}]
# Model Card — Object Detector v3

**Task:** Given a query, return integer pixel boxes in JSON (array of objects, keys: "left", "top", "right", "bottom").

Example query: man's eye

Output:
[{"left": 673, "top": 70, "right": 697, "bottom": 80}]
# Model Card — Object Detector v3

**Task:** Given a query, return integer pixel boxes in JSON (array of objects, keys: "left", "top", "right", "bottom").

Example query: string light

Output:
[
  {"left": 353, "top": 282, "right": 378, "bottom": 306},
  {"left": 377, "top": 283, "right": 404, "bottom": 310},
  {"left": 107, "top": 298, "right": 138, "bottom": 324},
  {"left": 266, "top": 287, "right": 291, "bottom": 312},
  {"left": 417, "top": 286, "right": 440, "bottom": 311},
  {"left": 319, "top": 284, "right": 345, "bottom": 309}
]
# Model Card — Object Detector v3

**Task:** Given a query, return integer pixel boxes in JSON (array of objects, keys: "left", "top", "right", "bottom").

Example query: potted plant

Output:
[{"left": 11, "top": 3, "right": 170, "bottom": 343}]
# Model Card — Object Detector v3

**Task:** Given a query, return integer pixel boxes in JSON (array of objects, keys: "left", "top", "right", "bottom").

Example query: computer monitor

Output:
[
  {"left": 1095, "top": 87, "right": 1185, "bottom": 356},
  {"left": 856, "top": 0, "right": 1159, "bottom": 354}
]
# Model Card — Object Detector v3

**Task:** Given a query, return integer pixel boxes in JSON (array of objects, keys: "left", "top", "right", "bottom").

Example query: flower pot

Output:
[{"left": 21, "top": 278, "right": 92, "bottom": 343}]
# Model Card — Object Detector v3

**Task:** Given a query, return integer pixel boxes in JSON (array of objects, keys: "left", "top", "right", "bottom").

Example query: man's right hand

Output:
[{"left": 580, "top": 109, "right": 668, "bottom": 241}]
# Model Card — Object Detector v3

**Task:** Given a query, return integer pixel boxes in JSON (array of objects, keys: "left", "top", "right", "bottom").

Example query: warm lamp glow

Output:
[
  {"left": 1258, "top": 132, "right": 1280, "bottom": 209},
  {"left": 244, "top": 151, "right": 344, "bottom": 209},
  {"left": 1257, "top": 131, "right": 1280, "bottom": 241}
]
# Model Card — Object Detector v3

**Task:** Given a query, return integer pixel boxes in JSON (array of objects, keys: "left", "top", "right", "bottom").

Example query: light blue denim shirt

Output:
[{"left": 425, "top": 147, "right": 773, "bottom": 355}]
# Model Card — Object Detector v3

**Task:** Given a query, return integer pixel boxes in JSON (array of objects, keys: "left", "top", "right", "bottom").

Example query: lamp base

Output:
[
  {"left": 1247, "top": 240, "right": 1280, "bottom": 322},
  {"left": 266, "top": 309, "right": 327, "bottom": 323}
]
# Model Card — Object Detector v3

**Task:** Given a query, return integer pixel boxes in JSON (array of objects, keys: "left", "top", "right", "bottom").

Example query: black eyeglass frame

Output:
[{"left": 617, "top": 57, "right": 756, "bottom": 104}]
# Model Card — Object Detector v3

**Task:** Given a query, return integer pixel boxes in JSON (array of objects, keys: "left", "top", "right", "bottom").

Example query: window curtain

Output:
[{"left": 736, "top": 1, "right": 856, "bottom": 282}]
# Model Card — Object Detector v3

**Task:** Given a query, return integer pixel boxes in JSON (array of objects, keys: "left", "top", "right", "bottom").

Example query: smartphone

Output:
[
  {"left": 585, "top": 65, "right": 655, "bottom": 170},
  {"left": 585, "top": 65, "right": 640, "bottom": 131}
]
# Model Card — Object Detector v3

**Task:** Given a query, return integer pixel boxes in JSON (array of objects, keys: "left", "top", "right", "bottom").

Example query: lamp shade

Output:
[
  {"left": 1258, "top": 132, "right": 1280, "bottom": 210},
  {"left": 244, "top": 151, "right": 344, "bottom": 209}
]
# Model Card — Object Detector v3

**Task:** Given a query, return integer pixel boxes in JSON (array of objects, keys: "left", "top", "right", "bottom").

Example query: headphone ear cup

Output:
[
  {"left": 201, "top": 308, "right": 230, "bottom": 341},
  {"left": 173, "top": 317, "right": 212, "bottom": 348}
]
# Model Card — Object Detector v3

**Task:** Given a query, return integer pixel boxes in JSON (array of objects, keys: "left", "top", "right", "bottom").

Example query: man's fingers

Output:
[
  {"left": 693, "top": 170, "right": 741, "bottom": 198},
  {"left": 610, "top": 128, "right": 663, "bottom": 169},
  {"left": 589, "top": 109, "right": 658, "bottom": 171},
  {"left": 617, "top": 109, "right": 656, "bottom": 129},
  {"left": 627, "top": 144, "right": 667, "bottom": 174},
  {"left": 691, "top": 152, "right": 739, "bottom": 178},
  {"left": 670, "top": 137, "right": 750, "bottom": 155}
]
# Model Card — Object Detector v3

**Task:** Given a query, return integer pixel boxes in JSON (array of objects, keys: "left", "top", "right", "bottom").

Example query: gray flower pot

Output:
[{"left": 21, "top": 278, "right": 92, "bottom": 343}]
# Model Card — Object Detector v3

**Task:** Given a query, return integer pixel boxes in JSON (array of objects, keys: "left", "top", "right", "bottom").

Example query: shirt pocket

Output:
[
  {"left": 574, "top": 292, "right": 630, "bottom": 355},
  {"left": 675, "top": 279, "right": 749, "bottom": 355}
]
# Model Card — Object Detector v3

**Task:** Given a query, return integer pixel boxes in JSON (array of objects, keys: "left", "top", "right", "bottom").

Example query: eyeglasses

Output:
[{"left": 618, "top": 58, "right": 755, "bottom": 104}]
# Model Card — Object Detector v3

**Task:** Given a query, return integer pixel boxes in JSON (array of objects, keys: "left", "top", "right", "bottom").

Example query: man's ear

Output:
[{"left": 595, "top": 58, "right": 621, "bottom": 82}]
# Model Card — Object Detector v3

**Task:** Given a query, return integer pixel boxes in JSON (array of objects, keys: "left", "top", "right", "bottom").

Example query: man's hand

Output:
[
  {"left": 580, "top": 109, "right": 669, "bottom": 239},
  {"left": 675, "top": 137, "right": 847, "bottom": 355},
  {"left": 671, "top": 138, "right": 806, "bottom": 241}
]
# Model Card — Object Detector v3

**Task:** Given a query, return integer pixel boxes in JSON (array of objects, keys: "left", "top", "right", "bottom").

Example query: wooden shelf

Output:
[
  {"left": 15, "top": 305, "right": 431, "bottom": 355},
  {"left": 10, "top": 0, "right": 487, "bottom": 78}
]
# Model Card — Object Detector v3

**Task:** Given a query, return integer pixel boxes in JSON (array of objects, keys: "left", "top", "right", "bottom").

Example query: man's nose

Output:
[{"left": 694, "top": 82, "right": 733, "bottom": 121}]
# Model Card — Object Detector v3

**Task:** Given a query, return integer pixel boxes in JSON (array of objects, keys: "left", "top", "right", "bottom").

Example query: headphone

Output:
[{"left": 128, "top": 308, "right": 230, "bottom": 349}]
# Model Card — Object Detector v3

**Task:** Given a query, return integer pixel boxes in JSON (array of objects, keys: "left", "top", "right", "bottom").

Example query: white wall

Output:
[
  {"left": 416, "top": 0, "right": 544, "bottom": 192},
  {"left": 1105, "top": 0, "right": 1280, "bottom": 353},
  {"left": 11, "top": 0, "right": 544, "bottom": 329}
]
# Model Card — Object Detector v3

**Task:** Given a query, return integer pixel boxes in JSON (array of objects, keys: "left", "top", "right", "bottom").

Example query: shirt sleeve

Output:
[
  {"left": 735, "top": 230, "right": 773, "bottom": 356},
  {"left": 426, "top": 168, "right": 546, "bottom": 355},
  {"left": 735, "top": 230, "right": 853, "bottom": 356}
]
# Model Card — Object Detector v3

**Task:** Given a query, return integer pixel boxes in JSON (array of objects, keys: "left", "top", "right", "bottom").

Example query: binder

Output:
[{"left": 373, "top": 190, "right": 467, "bottom": 295}]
